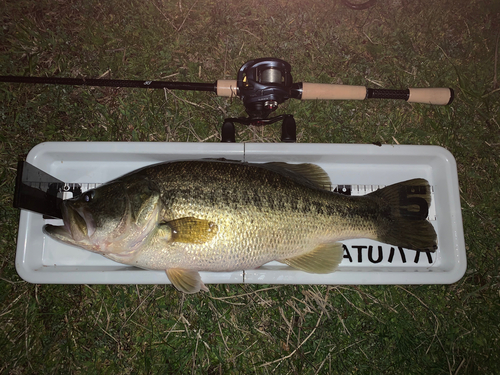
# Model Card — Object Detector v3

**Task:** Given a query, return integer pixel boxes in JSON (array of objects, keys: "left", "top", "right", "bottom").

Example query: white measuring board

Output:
[{"left": 16, "top": 142, "right": 466, "bottom": 286}]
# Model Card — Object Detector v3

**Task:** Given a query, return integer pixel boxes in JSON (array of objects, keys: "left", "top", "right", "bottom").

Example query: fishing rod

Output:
[{"left": 0, "top": 57, "right": 454, "bottom": 142}]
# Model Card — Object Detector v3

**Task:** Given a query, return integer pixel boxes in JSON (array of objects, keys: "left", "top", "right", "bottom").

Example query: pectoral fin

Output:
[
  {"left": 166, "top": 268, "right": 209, "bottom": 294},
  {"left": 162, "top": 217, "right": 218, "bottom": 244},
  {"left": 281, "top": 243, "right": 344, "bottom": 274}
]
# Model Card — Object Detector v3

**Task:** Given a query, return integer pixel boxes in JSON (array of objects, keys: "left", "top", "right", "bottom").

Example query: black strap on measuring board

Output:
[{"left": 14, "top": 161, "right": 80, "bottom": 219}]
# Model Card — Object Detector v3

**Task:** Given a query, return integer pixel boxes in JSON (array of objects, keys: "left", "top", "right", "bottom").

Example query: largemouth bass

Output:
[{"left": 43, "top": 159, "right": 437, "bottom": 293}]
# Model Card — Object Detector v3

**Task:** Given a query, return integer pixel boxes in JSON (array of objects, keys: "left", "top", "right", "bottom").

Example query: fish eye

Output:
[{"left": 83, "top": 190, "right": 95, "bottom": 203}]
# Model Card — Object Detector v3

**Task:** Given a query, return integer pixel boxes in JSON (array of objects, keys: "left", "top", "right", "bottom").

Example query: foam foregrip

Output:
[{"left": 216, "top": 80, "right": 238, "bottom": 97}]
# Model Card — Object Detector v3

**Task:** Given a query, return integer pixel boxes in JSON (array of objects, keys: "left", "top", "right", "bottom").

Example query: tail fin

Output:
[{"left": 368, "top": 179, "right": 437, "bottom": 251}]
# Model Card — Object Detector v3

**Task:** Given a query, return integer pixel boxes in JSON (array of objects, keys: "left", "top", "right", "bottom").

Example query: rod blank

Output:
[{"left": 0, "top": 75, "right": 217, "bottom": 92}]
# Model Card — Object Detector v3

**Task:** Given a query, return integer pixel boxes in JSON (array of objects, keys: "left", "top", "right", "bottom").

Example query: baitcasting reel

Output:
[
  {"left": 237, "top": 58, "right": 294, "bottom": 120},
  {"left": 0, "top": 57, "right": 454, "bottom": 143},
  {"left": 218, "top": 58, "right": 299, "bottom": 142}
]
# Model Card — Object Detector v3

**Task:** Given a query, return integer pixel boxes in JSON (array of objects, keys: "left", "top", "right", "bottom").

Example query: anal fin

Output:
[
  {"left": 281, "top": 243, "right": 344, "bottom": 274},
  {"left": 166, "top": 268, "right": 209, "bottom": 294}
]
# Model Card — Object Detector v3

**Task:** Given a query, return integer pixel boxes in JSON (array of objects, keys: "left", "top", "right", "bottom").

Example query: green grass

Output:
[{"left": 1, "top": 0, "right": 499, "bottom": 373}]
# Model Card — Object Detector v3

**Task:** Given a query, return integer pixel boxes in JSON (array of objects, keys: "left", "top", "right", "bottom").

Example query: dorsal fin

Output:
[{"left": 263, "top": 162, "right": 332, "bottom": 190}]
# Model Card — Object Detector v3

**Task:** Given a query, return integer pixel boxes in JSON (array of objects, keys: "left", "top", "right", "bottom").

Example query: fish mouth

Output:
[{"left": 43, "top": 201, "right": 96, "bottom": 244}]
